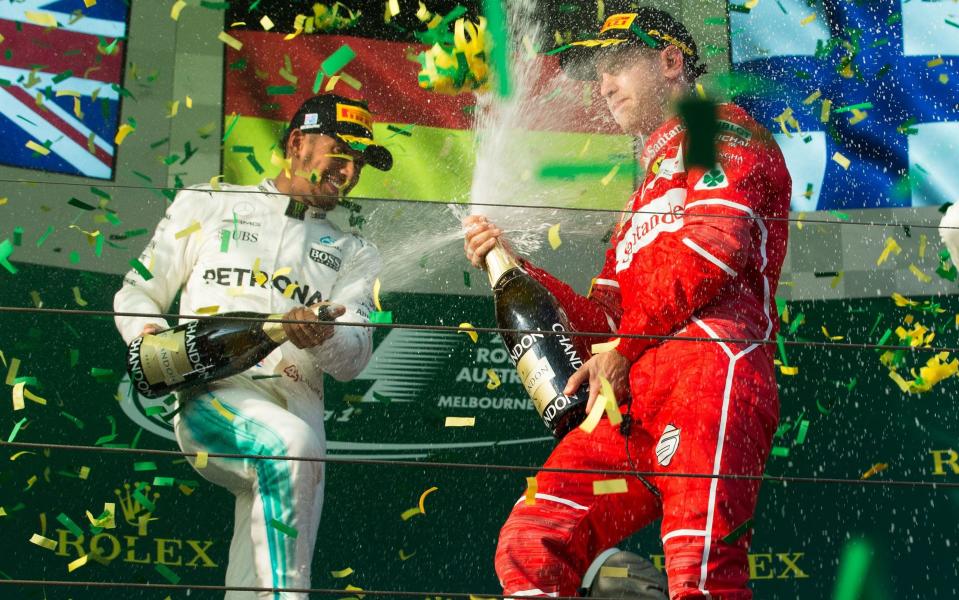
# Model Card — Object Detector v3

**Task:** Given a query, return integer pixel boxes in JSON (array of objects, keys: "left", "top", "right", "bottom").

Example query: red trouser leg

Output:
[
  {"left": 495, "top": 326, "right": 778, "bottom": 600},
  {"left": 494, "top": 417, "right": 662, "bottom": 597}
]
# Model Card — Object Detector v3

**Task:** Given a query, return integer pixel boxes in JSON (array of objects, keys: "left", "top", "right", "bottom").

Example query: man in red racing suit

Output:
[{"left": 464, "top": 9, "right": 791, "bottom": 600}]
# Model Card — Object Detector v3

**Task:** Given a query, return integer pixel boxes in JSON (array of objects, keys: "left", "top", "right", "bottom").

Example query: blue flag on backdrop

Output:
[
  {"left": 731, "top": 0, "right": 959, "bottom": 211},
  {"left": 0, "top": 0, "right": 130, "bottom": 180}
]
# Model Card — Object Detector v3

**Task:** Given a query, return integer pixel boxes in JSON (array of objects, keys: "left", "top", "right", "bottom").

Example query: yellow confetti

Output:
[
  {"left": 877, "top": 237, "right": 902, "bottom": 266},
  {"left": 400, "top": 507, "right": 421, "bottom": 521},
  {"left": 24, "top": 387, "right": 46, "bottom": 406},
  {"left": 167, "top": 100, "right": 179, "bottom": 118},
  {"left": 386, "top": 0, "right": 401, "bottom": 20},
  {"left": 892, "top": 293, "right": 917, "bottom": 307},
  {"left": 210, "top": 398, "right": 235, "bottom": 421},
  {"left": 445, "top": 416, "right": 475, "bottom": 427},
  {"left": 174, "top": 221, "right": 201, "bottom": 239},
  {"left": 820, "top": 99, "right": 832, "bottom": 123},
  {"left": 695, "top": 82, "right": 706, "bottom": 99},
  {"left": 186, "top": 96, "right": 193, "bottom": 108},
  {"left": 283, "top": 283, "right": 299, "bottom": 298},
  {"left": 591, "top": 338, "right": 621, "bottom": 354},
  {"left": 848, "top": 109, "right": 868, "bottom": 125},
  {"left": 29, "top": 534, "right": 58, "bottom": 551},
  {"left": 372, "top": 278, "right": 383, "bottom": 311},
  {"left": 579, "top": 395, "right": 606, "bottom": 434},
  {"left": 832, "top": 152, "right": 851, "bottom": 170},
  {"left": 171, "top": 0, "right": 187, "bottom": 20},
  {"left": 210, "top": 175, "right": 223, "bottom": 191},
  {"left": 909, "top": 264, "right": 932, "bottom": 283},
  {"left": 919, "top": 234, "right": 928, "bottom": 259},
  {"left": 6, "top": 357, "right": 20, "bottom": 385},
  {"left": 888, "top": 370, "right": 912, "bottom": 393},
  {"left": 601, "top": 163, "right": 621, "bottom": 187},
  {"left": 939, "top": 74, "right": 949, "bottom": 84},
  {"left": 593, "top": 478, "right": 628, "bottom": 495},
  {"left": 331, "top": 567, "right": 354, "bottom": 578},
  {"left": 25, "top": 11, "right": 58, "bottom": 27},
  {"left": 399, "top": 549, "right": 416, "bottom": 560},
  {"left": 12, "top": 382, "right": 25, "bottom": 411},
  {"left": 418, "top": 486, "right": 439, "bottom": 513},
  {"left": 195, "top": 305, "right": 220, "bottom": 315},
  {"left": 78, "top": 466, "right": 90, "bottom": 480},
  {"left": 9, "top": 451, "right": 34, "bottom": 461},
  {"left": 486, "top": 369, "right": 501, "bottom": 390},
  {"left": 830, "top": 271, "right": 844, "bottom": 289},
  {"left": 524, "top": 476, "right": 537, "bottom": 505},
  {"left": 861, "top": 463, "right": 889, "bottom": 480},
  {"left": 548, "top": 224, "right": 562, "bottom": 250},
  {"left": 67, "top": 554, "right": 89, "bottom": 572},
  {"left": 114, "top": 123, "right": 134, "bottom": 145},
  {"left": 0, "top": 197, "right": 7, "bottom": 206},
  {"left": 218, "top": 31, "right": 243, "bottom": 51},
  {"left": 599, "top": 566, "right": 629, "bottom": 578},
  {"left": 599, "top": 377, "right": 622, "bottom": 426},
  {"left": 779, "top": 365, "right": 799, "bottom": 376},
  {"left": 25, "top": 140, "right": 50, "bottom": 155},
  {"left": 800, "top": 13, "right": 817, "bottom": 26},
  {"left": 84, "top": 0, "right": 96, "bottom": 6},
  {"left": 928, "top": 57, "right": 944, "bottom": 68},
  {"left": 195, "top": 452, "right": 208, "bottom": 469},
  {"left": 803, "top": 90, "right": 822, "bottom": 105},
  {"left": 71, "top": 286, "right": 88, "bottom": 307},
  {"left": 821, "top": 326, "right": 843, "bottom": 341},
  {"left": 260, "top": 15, "right": 275, "bottom": 30},
  {"left": 457, "top": 323, "right": 479, "bottom": 343}
]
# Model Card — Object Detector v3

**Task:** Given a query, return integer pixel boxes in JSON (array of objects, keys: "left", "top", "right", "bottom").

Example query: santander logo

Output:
[{"left": 615, "top": 188, "right": 687, "bottom": 273}]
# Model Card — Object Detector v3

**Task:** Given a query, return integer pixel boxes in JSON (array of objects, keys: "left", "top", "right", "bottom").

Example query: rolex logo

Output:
[
  {"left": 113, "top": 482, "right": 160, "bottom": 526},
  {"left": 656, "top": 425, "right": 681, "bottom": 466}
]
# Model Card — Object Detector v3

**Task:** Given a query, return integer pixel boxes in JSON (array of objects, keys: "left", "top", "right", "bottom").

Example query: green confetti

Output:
[
  {"left": 246, "top": 153, "right": 265, "bottom": 174},
  {"left": 834, "top": 102, "right": 873, "bottom": 113},
  {"left": 266, "top": 85, "right": 296, "bottom": 96},
  {"left": 219, "top": 229, "right": 231, "bottom": 253},
  {"left": 0, "top": 239, "right": 17, "bottom": 274},
  {"left": 60, "top": 411, "right": 84, "bottom": 429},
  {"left": 369, "top": 311, "right": 393, "bottom": 324},
  {"left": 484, "top": 0, "right": 511, "bottom": 96},
  {"left": 371, "top": 391, "right": 393, "bottom": 404},
  {"left": 794, "top": 419, "right": 810, "bottom": 444},
  {"left": 144, "top": 405, "right": 166, "bottom": 416},
  {"left": 90, "top": 367, "right": 114, "bottom": 378},
  {"left": 251, "top": 374, "right": 282, "bottom": 380},
  {"left": 777, "top": 336, "right": 788, "bottom": 366},
  {"left": 269, "top": 518, "right": 298, "bottom": 538},
  {"left": 770, "top": 446, "right": 789, "bottom": 457},
  {"left": 7, "top": 418, "right": 27, "bottom": 442},
  {"left": 152, "top": 477, "right": 176, "bottom": 486},
  {"left": 129, "top": 258, "right": 153, "bottom": 281},
  {"left": 200, "top": 0, "right": 230, "bottom": 8},
  {"left": 463, "top": 271, "right": 471, "bottom": 288},
  {"left": 833, "top": 539, "right": 874, "bottom": 600},
  {"left": 721, "top": 518, "right": 753, "bottom": 543},
  {"left": 222, "top": 113, "right": 240, "bottom": 142},
  {"left": 35, "top": 226, "right": 54, "bottom": 247},
  {"left": 51, "top": 69, "right": 73, "bottom": 84},
  {"left": 315, "top": 44, "right": 357, "bottom": 93},
  {"left": 68, "top": 198, "right": 96, "bottom": 211},
  {"left": 134, "top": 461, "right": 157, "bottom": 472},
  {"left": 133, "top": 483, "right": 156, "bottom": 512},
  {"left": 57, "top": 513, "right": 84, "bottom": 538},
  {"left": 12, "top": 227, "right": 22, "bottom": 246},
  {"left": 788, "top": 313, "right": 804, "bottom": 334},
  {"left": 154, "top": 564, "right": 180, "bottom": 584}
]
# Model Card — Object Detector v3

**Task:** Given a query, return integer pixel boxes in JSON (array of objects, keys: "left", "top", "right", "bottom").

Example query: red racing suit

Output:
[{"left": 494, "top": 104, "right": 791, "bottom": 599}]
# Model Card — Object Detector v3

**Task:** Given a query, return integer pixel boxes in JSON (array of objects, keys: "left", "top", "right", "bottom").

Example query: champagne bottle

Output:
[
  {"left": 126, "top": 305, "right": 336, "bottom": 399},
  {"left": 486, "top": 243, "right": 589, "bottom": 438}
]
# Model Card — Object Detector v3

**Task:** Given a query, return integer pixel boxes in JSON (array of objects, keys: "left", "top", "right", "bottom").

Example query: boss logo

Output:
[{"left": 309, "top": 248, "right": 342, "bottom": 271}]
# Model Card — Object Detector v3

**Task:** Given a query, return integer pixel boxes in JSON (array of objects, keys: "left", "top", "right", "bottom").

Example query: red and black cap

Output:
[
  {"left": 557, "top": 8, "right": 706, "bottom": 82},
  {"left": 285, "top": 93, "right": 393, "bottom": 171}
]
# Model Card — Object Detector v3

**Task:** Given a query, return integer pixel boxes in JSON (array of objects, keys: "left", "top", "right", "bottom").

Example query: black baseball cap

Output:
[
  {"left": 285, "top": 94, "right": 393, "bottom": 171},
  {"left": 557, "top": 8, "right": 706, "bottom": 82}
]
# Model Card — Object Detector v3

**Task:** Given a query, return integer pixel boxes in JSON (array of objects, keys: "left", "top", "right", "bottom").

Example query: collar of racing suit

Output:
[
  {"left": 259, "top": 178, "right": 328, "bottom": 221},
  {"left": 638, "top": 102, "right": 740, "bottom": 170}
]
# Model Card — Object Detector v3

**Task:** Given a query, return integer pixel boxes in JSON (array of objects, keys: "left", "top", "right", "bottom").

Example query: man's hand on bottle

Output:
[
  {"left": 564, "top": 349, "right": 631, "bottom": 414},
  {"left": 463, "top": 215, "right": 517, "bottom": 269},
  {"left": 139, "top": 324, "right": 164, "bottom": 337},
  {"left": 282, "top": 303, "right": 346, "bottom": 349}
]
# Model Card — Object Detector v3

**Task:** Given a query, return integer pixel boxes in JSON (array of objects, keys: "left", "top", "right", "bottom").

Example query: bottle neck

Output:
[{"left": 485, "top": 243, "right": 520, "bottom": 287}]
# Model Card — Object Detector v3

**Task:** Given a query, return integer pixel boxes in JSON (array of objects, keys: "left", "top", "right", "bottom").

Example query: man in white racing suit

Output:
[{"left": 114, "top": 93, "right": 391, "bottom": 600}]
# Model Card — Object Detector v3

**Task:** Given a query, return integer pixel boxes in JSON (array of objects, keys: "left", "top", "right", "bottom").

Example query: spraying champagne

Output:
[{"left": 485, "top": 243, "right": 589, "bottom": 438}]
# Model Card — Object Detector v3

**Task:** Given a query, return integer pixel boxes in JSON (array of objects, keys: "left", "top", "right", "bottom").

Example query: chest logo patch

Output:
[
  {"left": 694, "top": 165, "right": 729, "bottom": 191},
  {"left": 656, "top": 424, "right": 681, "bottom": 466},
  {"left": 309, "top": 246, "right": 342, "bottom": 271},
  {"left": 615, "top": 188, "right": 687, "bottom": 273}
]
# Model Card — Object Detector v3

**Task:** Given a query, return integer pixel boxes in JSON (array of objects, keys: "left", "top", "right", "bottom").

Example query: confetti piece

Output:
[
  {"left": 218, "top": 31, "right": 243, "bottom": 51},
  {"left": 803, "top": 90, "right": 821, "bottom": 105},
  {"left": 210, "top": 398, "right": 235, "bottom": 421},
  {"left": 6, "top": 357, "right": 20, "bottom": 385},
  {"left": 260, "top": 15, "right": 274, "bottom": 30},
  {"left": 72, "top": 286, "right": 88, "bottom": 307},
  {"left": 485, "top": 369, "right": 501, "bottom": 390},
  {"left": 369, "top": 311, "right": 392, "bottom": 324},
  {"left": 174, "top": 221, "right": 201, "bottom": 239},
  {"left": 29, "top": 534, "right": 57, "bottom": 550},
  {"left": 25, "top": 11, "right": 58, "bottom": 27},
  {"left": 457, "top": 323, "right": 478, "bottom": 343},
  {"left": 593, "top": 478, "right": 628, "bottom": 495},
  {"left": 524, "top": 476, "right": 537, "bottom": 505},
  {"left": 25, "top": 140, "right": 50, "bottom": 156},
  {"left": 314, "top": 44, "right": 357, "bottom": 93},
  {"left": 270, "top": 518, "right": 298, "bottom": 537},
  {"left": 24, "top": 387, "right": 46, "bottom": 406},
  {"left": 57, "top": 513, "right": 83, "bottom": 538},
  {"left": 220, "top": 230, "right": 230, "bottom": 252},
  {"left": 591, "top": 339, "right": 621, "bottom": 354},
  {"left": 418, "top": 486, "right": 438, "bottom": 514},
  {"left": 331, "top": 567, "right": 354, "bottom": 578},
  {"left": 779, "top": 365, "right": 799, "bottom": 376},
  {"left": 8, "top": 417, "right": 27, "bottom": 442},
  {"left": 909, "top": 264, "right": 932, "bottom": 283},
  {"left": 400, "top": 507, "right": 422, "bottom": 520},
  {"left": 832, "top": 152, "right": 851, "bottom": 170},
  {"left": 195, "top": 452, "right": 208, "bottom": 468},
  {"left": 820, "top": 99, "right": 832, "bottom": 123},
  {"left": 599, "top": 566, "right": 629, "bottom": 578},
  {"left": 12, "top": 382, "right": 25, "bottom": 411},
  {"left": 134, "top": 461, "right": 157, "bottom": 472},
  {"left": 78, "top": 466, "right": 90, "bottom": 480},
  {"left": 171, "top": 0, "right": 187, "bottom": 20},
  {"left": 795, "top": 419, "right": 810, "bottom": 444},
  {"left": 445, "top": 416, "right": 475, "bottom": 427},
  {"left": 861, "top": 463, "right": 888, "bottom": 480},
  {"left": 547, "top": 224, "right": 562, "bottom": 250},
  {"left": 834, "top": 539, "right": 873, "bottom": 600},
  {"left": 155, "top": 564, "right": 181, "bottom": 584},
  {"left": 372, "top": 278, "right": 383, "bottom": 311},
  {"left": 800, "top": 13, "right": 816, "bottom": 25},
  {"left": 721, "top": 517, "right": 754, "bottom": 543},
  {"left": 877, "top": 238, "right": 902, "bottom": 266},
  {"left": 114, "top": 123, "right": 135, "bottom": 145},
  {"left": 0, "top": 239, "right": 17, "bottom": 274},
  {"left": 129, "top": 258, "right": 153, "bottom": 281},
  {"left": 579, "top": 398, "right": 606, "bottom": 434},
  {"left": 399, "top": 549, "right": 416, "bottom": 560},
  {"left": 196, "top": 305, "right": 220, "bottom": 315},
  {"left": 67, "top": 555, "right": 89, "bottom": 572}
]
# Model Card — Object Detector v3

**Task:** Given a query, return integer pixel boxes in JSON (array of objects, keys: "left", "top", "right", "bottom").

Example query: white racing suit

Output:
[{"left": 114, "top": 179, "right": 380, "bottom": 600}]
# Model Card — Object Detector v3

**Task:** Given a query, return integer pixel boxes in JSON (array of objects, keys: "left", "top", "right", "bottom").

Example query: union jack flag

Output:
[
  {"left": 731, "top": 0, "right": 958, "bottom": 210},
  {"left": 0, "top": 0, "right": 129, "bottom": 180}
]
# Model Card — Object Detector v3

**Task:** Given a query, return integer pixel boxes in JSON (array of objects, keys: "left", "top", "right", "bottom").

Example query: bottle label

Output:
[
  {"left": 263, "top": 313, "right": 287, "bottom": 344},
  {"left": 140, "top": 330, "right": 191, "bottom": 386},
  {"left": 517, "top": 350, "right": 558, "bottom": 415}
]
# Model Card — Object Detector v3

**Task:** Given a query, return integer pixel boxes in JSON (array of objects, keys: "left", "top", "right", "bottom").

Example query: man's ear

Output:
[
  {"left": 660, "top": 45, "right": 685, "bottom": 82},
  {"left": 286, "top": 128, "right": 303, "bottom": 158}
]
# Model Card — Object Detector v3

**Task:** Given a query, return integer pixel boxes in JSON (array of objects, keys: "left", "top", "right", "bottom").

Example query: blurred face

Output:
[
  {"left": 595, "top": 44, "right": 685, "bottom": 136},
  {"left": 284, "top": 130, "right": 365, "bottom": 210}
]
